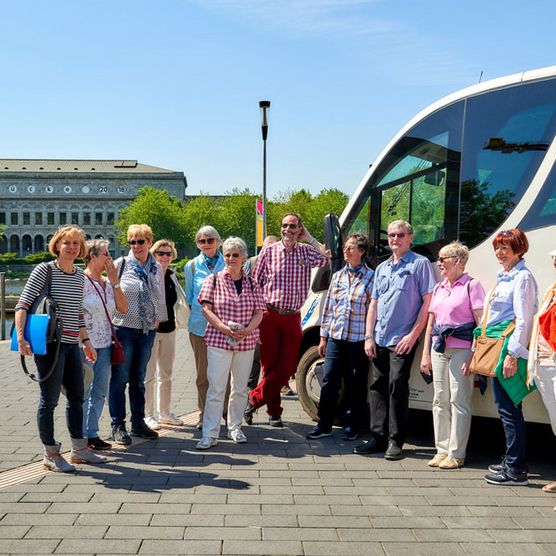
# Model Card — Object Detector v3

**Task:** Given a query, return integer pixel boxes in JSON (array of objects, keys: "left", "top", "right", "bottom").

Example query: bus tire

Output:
[{"left": 295, "top": 346, "right": 323, "bottom": 422}]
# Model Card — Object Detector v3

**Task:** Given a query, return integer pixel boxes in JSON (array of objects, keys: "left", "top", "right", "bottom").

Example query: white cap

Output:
[{"left": 550, "top": 249, "right": 556, "bottom": 257}]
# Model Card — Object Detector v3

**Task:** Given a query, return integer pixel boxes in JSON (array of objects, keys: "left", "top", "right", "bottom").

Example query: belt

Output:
[{"left": 266, "top": 303, "right": 299, "bottom": 315}]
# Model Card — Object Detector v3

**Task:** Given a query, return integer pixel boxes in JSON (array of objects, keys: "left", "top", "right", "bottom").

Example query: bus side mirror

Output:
[{"left": 312, "top": 213, "right": 342, "bottom": 293}]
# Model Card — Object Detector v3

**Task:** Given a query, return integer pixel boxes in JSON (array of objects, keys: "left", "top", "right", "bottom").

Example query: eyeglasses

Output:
[
  {"left": 388, "top": 232, "right": 407, "bottom": 239},
  {"left": 224, "top": 253, "right": 241, "bottom": 258},
  {"left": 155, "top": 251, "right": 172, "bottom": 257},
  {"left": 281, "top": 223, "right": 298, "bottom": 229},
  {"left": 438, "top": 256, "right": 455, "bottom": 263},
  {"left": 129, "top": 239, "right": 146, "bottom": 245},
  {"left": 198, "top": 237, "right": 216, "bottom": 245}
]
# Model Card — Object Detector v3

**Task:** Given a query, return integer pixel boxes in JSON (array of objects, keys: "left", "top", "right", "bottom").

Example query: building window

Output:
[
  {"left": 107, "top": 212, "right": 115, "bottom": 225},
  {"left": 47, "top": 212, "right": 55, "bottom": 225},
  {"left": 0, "top": 213, "right": 5, "bottom": 224},
  {"left": 95, "top": 212, "right": 103, "bottom": 225},
  {"left": 23, "top": 212, "right": 30, "bottom": 225},
  {"left": 83, "top": 212, "right": 91, "bottom": 225},
  {"left": 59, "top": 213, "right": 67, "bottom": 225},
  {"left": 35, "top": 212, "right": 43, "bottom": 225},
  {"left": 71, "top": 212, "right": 79, "bottom": 225},
  {"left": 11, "top": 213, "right": 18, "bottom": 225}
]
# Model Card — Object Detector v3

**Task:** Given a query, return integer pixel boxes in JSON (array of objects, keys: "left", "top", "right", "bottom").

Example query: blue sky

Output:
[{"left": 1, "top": 0, "right": 555, "bottom": 198}]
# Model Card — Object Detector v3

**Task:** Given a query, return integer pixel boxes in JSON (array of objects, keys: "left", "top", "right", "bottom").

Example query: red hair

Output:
[{"left": 492, "top": 228, "right": 529, "bottom": 258}]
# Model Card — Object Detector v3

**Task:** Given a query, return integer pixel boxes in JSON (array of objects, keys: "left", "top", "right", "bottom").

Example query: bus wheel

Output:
[{"left": 295, "top": 346, "right": 324, "bottom": 422}]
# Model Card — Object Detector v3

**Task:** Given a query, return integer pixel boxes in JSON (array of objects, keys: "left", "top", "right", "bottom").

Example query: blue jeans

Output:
[
  {"left": 109, "top": 327, "right": 156, "bottom": 429},
  {"left": 491, "top": 376, "right": 527, "bottom": 475},
  {"left": 35, "top": 342, "right": 84, "bottom": 445},
  {"left": 83, "top": 346, "right": 111, "bottom": 438}
]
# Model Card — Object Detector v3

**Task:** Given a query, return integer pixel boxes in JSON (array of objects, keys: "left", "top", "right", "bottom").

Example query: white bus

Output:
[{"left": 297, "top": 65, "right": 556, "bottom": 425}]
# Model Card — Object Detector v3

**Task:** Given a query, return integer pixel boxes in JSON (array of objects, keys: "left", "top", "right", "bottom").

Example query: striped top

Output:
[
  {"left": 16, "top": 261, "right": 85, "bottom": 344},
  {"left": 320, "top": 264, "right": 374, "bottom": 342}
]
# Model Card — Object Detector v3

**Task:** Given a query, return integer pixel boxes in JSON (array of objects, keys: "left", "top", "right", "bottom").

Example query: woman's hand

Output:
[
  {"left": 502, "top": 354, "right": 518, "bottom": 378},
  {"left": 420, "top": 354, "right": 432, "bottom": 375},
  {"left": 18, "top": 337, "right": 33, "bottom": 357},
  {"left": 364, "top": 337, "right": 376, "bottom": 359},
  {"left": 105, "top": 257, "right": 119, "bottom": 284},
  {"left": 460, "top": 357, "right": 472, "bottom": 376},
  {"left": 83, "top": 343, "right": 97, "bottom": 363},
  {"left": 318, "top": 337, "right": 327, "bottom": 358}
]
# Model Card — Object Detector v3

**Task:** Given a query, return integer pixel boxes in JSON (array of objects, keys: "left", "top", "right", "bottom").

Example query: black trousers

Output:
[
  {"left": 369, "top": 344, "right": 417, "bottom": 446},
  {"left": 318, "top": 338, "right": 369, "bottom": 431}
]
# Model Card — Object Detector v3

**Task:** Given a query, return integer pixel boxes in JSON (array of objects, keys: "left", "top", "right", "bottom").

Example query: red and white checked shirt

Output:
[
  {"left": 198, "top": 268, "right": 266, "bottom": 351},
  {"left": 253, "top": 241, "right": 329, "bottom": 311}
]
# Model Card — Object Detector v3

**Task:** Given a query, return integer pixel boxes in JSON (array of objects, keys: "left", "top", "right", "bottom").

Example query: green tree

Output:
[
  {"left": 214, "top": 188, "right": 258, "bottom": 251},
  {"left": 304, "top": 188, "right": 349, "bottom": 242}
]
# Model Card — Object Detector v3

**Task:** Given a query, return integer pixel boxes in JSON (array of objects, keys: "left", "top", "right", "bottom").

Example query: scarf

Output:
[
  {"left": 127, "top": 251, "right": 161, "bottom": 333},
  {"left": 203, "top": 253, "right": 220, "bottom": 271}
]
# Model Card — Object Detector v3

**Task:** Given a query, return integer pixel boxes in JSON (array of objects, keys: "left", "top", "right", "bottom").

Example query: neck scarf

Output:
[
  {"left": 203, "top": 253, "right": 220, "bottom": 271},
  {"left": 127, "top": 251, "right": 161, "bottom": 333}
]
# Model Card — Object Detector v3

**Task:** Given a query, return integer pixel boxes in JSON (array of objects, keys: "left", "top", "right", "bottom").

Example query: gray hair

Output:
[
  {"left": 438, "top": 241, "right": 469, "bottom": 268},
  {"left": 222, "top": 236, "right": 248, "bottom": 257},
  {"left": 345, "top": 232, "right": 369, "bottom": 257},
  {"left": 388, "top": 219, "right": 413, "bottom": 235},
  {"left": 84, "top": 239, "right": 109, "bottom": 264},
  {"left": 195, "top": 225, "right": 222, "bottom": 246}
]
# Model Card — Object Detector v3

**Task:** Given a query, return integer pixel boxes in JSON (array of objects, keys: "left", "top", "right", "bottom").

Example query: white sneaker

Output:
[
  {"left": 227, "top": 429, "right": 247, "bottom": 443},
  {"left": 144, "top": 416, "right": 161, "bottom": 430},
  {"left": 196, "top": 437, "right": 218, "bottom": 450},
  {"left": 159, "top": 413, "right": 184, "bottom": 426}
]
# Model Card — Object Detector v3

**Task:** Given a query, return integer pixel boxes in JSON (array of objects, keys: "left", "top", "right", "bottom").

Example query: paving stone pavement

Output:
[{"left": 0, "top": 330, "right": 555, "bottom": 555}]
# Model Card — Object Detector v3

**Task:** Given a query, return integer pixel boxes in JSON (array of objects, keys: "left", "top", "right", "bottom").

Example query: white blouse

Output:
[{"left": 83, "top": 276, "right": 116, "bottom": 349}]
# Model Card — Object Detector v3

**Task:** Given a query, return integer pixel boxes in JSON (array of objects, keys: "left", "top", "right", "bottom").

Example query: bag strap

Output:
[
  {"left": 481, "top": 287, "right": 496, "bottom": 336},
  {"left": 118, "top": 257, "right": 126, "bottom": 280},
  {"left": 87, "top": 275, "right": 117, "bottom": 339},
  {"left": 20, "top": 318, "right": 62, "bottom": 383}
]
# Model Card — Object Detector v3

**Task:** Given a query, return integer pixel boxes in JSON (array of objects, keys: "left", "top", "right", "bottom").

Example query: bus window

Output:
[
  {"left": 348, "top": 198, "right": 370, "bottom": 238},
  {"left": 518, "top": 160, "right": 556, "bottom": 230},
  {"left": 460, "top": 79, "right": 556, "bottom": 247}
]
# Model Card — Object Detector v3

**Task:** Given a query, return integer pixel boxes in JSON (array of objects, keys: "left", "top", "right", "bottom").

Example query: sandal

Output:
[{"left": 542, "top": 481, "right": 556, "bottom": 493}]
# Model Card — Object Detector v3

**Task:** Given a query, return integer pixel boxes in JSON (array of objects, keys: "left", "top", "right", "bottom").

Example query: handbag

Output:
[
  {"left": 469, "top": 288, "right": 515, "bottom": 377},
  {"left": 538, "top": 289, "right": 556, "bottom": 351},
  {"left": 86, "top": 275, "right": 125, "bottom": 365}
]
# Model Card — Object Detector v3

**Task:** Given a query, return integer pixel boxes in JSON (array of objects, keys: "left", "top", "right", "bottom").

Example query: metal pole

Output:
[
  {"left": 0, "top": 272, "right": 5, "bottom": 341},
  {"left": 262, "top": 138, "right": 267, "bottom": 239}
]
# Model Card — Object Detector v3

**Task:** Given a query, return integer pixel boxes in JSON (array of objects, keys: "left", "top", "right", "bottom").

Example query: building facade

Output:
[{"left": 0, "top": 159, "right": 187, "bottom": 257}]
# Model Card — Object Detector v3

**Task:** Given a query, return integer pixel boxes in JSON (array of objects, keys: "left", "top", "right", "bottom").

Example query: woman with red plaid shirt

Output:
[{"left": 196, "top": 237, "right": 266, "bottom": 449}]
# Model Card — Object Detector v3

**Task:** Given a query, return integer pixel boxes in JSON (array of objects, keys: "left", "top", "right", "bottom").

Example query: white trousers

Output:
[
  {"left": 203, "top": 347, "right": 254, "bottom": 439},
  {"left": 145, "top": 330, "right": 177, "bottom": 418},
  {"left": 535, "top": 365, "right": 556, "bottom": 436},
  {"left": 431, "top": 348, "right": 474, "bottom": 459}
]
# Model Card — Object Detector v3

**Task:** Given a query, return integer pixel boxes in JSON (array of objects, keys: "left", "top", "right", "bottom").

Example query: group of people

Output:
[{"left": 13, "top": 217, "right": 556, "bottom": 496}]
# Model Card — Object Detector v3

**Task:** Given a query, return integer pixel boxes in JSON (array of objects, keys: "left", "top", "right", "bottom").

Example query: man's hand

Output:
[
  {"left": 395, "top": 333, "right": 417, "bottom": 355},
  {"left": 318, "top": 337, "right": 327, "bottom": 358}
]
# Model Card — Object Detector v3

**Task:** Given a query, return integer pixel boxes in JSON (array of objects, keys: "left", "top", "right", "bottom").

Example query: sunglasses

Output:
[
  {"left": 198, "top": 237, "right": 216, "bottom": 245},
  {"left": 155, "top": 251, "right": 172, "bottom": 257},
  {"left": 281, "top": 223, "right": 298, "bottom": 229},
  {"left": 129, "top": 239, "right": 146, "bottom": 245},
  {"left": 388, "top": 232, "right": 407, "bottom": 239},
  {"left": 437, "top": 256, "right": 455, "bottom": 263},
  {"left": 224, "top": 253, "right": 241, "bottom": 258}
]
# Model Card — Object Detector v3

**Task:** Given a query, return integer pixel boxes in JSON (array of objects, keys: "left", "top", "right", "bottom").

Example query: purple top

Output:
[{"left": 428, "top": 273, "right": 486, "bottom": 349}]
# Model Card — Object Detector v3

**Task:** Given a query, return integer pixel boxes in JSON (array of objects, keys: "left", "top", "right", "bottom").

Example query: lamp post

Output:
[{"left": 259, "top": 100, "right": 270, "bottom": 239}]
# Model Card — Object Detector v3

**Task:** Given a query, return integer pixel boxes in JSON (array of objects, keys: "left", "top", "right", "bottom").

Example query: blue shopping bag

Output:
[{"left": 10, "top": 314, "right": 50, "bottom": 356}]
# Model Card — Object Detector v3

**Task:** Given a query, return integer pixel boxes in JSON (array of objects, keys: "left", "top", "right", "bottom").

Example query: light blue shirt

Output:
[
  {"left": 184, "top": 252, "right": 225, "bottom": 337},
  {"left": 372, "top": 250, "right": 436, "bottom": 347},
  {"left": 484, "top": 258, "right": 538, "bottom": 360}
]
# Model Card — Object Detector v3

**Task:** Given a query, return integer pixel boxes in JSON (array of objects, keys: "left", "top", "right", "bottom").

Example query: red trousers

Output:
[{"left": 249, "top": 309, "right": 302, "bottom": 417}]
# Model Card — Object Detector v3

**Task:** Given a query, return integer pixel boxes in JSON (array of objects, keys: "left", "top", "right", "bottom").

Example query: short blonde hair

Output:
[
  {"left": 49, "top": 225, "right": 88, "bottom": 259},
  {"left": 439, "top": 241, "right": 469, "bottom": 268},
  {"left": 127, "top": 224, "right": 153, "bottom": 242},
  {"left": 150, "top": 239, "right": 178, "bottom": 262}
]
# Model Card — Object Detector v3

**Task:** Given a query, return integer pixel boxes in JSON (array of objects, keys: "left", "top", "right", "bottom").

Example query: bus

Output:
[{"left": 296, "top": 65, "right": 556, "bottom": 425}]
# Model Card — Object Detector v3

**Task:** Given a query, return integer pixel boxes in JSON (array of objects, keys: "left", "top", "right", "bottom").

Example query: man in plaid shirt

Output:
[{"left": 245, "top": 213, "right": 329, "bottom": 427}]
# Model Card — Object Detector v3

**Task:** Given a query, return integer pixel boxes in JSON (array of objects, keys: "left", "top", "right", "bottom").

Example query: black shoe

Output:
[
  {"left": 306, "top": 425, "right": 332, "bottom": 439},
  {"left": 112, "top": 425, "right": 132, "bottom": 446},
  {"left": 342, "top": 427, "right": 358, "bottom": 441},
  {"left": 88, "top": 437, "right": 112, "bottom": 450},
  {"left": 244, "top": 401, "right": 256, "bottom": 425},
  {"left": 352, "top": 436, "right": 387, "bottom": 455},
  {"left": 269, "top": 415, "right": 283, "bottom": 428},
  {"left": 384, "top": 440, "right": 403, "bottom": 460},
  {"left": 484, "top": 470, "right": 528, "bottom": 486},
  {"left": 488, "top": 463, "right": 504, "bottom": 473},
  {"left": 131, "top": 422, "right": 159, "bottom": 439}
]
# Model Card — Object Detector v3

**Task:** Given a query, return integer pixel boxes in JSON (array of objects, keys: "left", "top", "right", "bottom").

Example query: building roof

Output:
[{"left": 0, "top": 159, "right": 182, "bottom": 174}]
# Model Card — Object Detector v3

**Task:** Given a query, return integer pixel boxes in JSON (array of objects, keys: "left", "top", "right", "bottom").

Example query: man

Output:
[
  {"left": 245, "top": 213, "right": 329, "bottom": 427},
  {"left": 353, "top": 220, "right": 435, "bottom": 460}
]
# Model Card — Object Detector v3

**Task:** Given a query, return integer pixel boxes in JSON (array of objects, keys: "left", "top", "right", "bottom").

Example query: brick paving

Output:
[{"left": 0, "top": 330, "right": 555, "bottom": 555}]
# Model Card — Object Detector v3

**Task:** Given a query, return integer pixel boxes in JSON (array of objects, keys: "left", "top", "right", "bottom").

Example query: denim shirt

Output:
[
  {"left": 184, "top": 252, "right": 225, "bottom": 337},
  {"left": 484, "top": 259, "right": 538, "bottom": 360},
  {"left": 372, "top": 250, "right": 436, "bottom": 347}
]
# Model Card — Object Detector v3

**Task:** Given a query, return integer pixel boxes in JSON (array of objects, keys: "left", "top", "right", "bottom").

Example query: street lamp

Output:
[{"left": 259, "top": 100, "right": 270, "bottom": 239}]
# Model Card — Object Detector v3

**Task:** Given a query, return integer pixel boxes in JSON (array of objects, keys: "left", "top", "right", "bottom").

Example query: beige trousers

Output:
[
  {"left": 145, "top": 330, "right": 177, "bottom": 418},
  {"left": 431, "top": 348, "right": 474, "bottom": 459},
  {"left": 535, "top": 364, "right": 556, "bottom": 435}
]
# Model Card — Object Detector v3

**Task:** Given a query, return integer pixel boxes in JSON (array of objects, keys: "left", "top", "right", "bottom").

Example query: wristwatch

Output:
[{"left": 365, "top": 334, "right": 373, "bottom": 340}]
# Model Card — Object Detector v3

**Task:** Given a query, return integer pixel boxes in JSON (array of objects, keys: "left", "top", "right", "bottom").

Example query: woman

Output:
[
  {"left": 527, "top": 249, "right": 556, "bottom": 494},
  {"left": 306, "top": 233, "right": 374, "bottom": 442},
  {"left": 480, "top": 229, "right": 537, "bottom": 486},
  {"left": 15, "top": 225, "right": 106, "bottom": 471},
  {"left": 110, "top": 224, "right": 167, "bottom": 445},
  {"left": 82, "top": 239, "right": 128, "bottom": 450},
  {"left": 420, "top": 241, "right": 485, "bottom": 469},
  {"left": 196, "top": 237, "right": 265, "bottom": 449},
  {"left": 184, "top": 225, "right": 226, "bottom": 429},
  {"left": 145, "top": 239, "right": 189, "bottom": 429}
]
